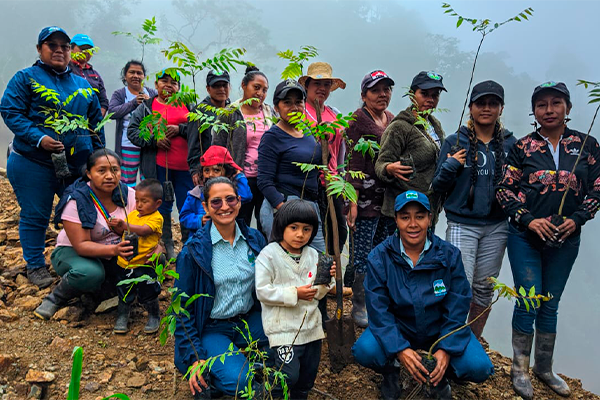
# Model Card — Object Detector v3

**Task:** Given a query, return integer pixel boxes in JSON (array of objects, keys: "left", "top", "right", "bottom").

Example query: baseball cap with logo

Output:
[
  {"left": 206, "top": 70, "right": 230, "bottom": 86},
  {"left": 70, "top": 34, "right": 94, "bottom": 48},
  {"left": 394, "top": 190, "right": 431, "bottom": 212},
  {"left": 361, "top": 70, "right": 395, "bottom": 93},
  {"left": 273, "top": 79, "right": 307, "bottom": 105},
  {"left": 38, "top": 26, "right": 70, "bottom": 45},
  {"left": 531, "top": 81, "right": 571, "bottom": 110},
  {"left": 410, "top": 71, "right": 447, "bottom": 92}
]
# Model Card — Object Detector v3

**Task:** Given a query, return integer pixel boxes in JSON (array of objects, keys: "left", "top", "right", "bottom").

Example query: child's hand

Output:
[
  {"left": 297, "top": 284, "right": 318, "bottom": 301},
  {"left": 330, "top": 261, "right": 337, "bottom": 277},
  {"left": 108, "top": 218, "right": 126, "bottom": 234},
  {"left": 201, "top": 215, "right": 211, "bottom": 225}
]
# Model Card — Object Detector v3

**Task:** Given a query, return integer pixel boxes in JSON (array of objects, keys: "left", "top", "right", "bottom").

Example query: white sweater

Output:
[{"left": 255, "top": 242, "right": 333, "bottom": 347}]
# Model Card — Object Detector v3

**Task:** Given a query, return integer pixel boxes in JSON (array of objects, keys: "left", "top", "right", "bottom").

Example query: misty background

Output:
[{"left": 1, "top": 0, "right": 599, "bottom": 394}]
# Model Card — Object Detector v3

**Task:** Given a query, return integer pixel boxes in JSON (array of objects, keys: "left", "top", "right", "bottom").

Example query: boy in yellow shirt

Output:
[{"left": 109, "top": 179, "right": 164, "bottom": 334}]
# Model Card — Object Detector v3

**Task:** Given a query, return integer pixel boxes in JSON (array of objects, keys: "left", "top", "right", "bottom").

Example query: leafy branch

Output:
[
  {"left": 113, "top": 17, "right": 162, "bottom": 62},
  {"left": 277, "top": 45, "right": 319, "bottom": 80},
  {"left": 71, "top": 46, "right": 100, "bottom": 63}
]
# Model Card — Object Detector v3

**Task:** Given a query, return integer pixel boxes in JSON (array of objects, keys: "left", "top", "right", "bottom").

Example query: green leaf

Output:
[
  {"left": 528, "top": 286, "right": 535, "bottom": 298},
  {"left": 101, "top": 395, "right": 131, "bottom": 400},
  {"left": 524, "top": 299, "right": 530, "bottom": 312},
  {"left": 457, "top": 17, "right": 464, "bottom": 28},
  {"left": 67, "top": 346, "right": 84, "bottom": 400},
  {"left": 518, "top": 286, "right": 527, "bottom": 297}
]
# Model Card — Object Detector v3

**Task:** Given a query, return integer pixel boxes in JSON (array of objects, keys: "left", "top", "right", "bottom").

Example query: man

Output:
[
  {"left": 352, "top": 191, "right": 494, "bottom": 400},
  {"left": 69, "top": 34, "right": 108, "bottom": 116},
  {"left": 187, "top": 70, "right": 232, "bottom": 186}
]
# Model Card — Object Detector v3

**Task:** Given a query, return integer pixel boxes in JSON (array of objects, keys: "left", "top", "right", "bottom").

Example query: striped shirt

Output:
[{"left": 210, "top": 222, "right": 255, "bottom": 319}]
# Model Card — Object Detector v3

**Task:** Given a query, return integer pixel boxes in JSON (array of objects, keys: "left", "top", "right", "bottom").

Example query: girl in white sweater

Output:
[{"left": 255, "top": 199, "right": 335, "bottom": 400}]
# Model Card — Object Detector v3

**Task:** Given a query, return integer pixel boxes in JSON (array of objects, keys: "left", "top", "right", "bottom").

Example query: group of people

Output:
[{"left": 1, "top": 26, "right": 599, "bottom": 400}]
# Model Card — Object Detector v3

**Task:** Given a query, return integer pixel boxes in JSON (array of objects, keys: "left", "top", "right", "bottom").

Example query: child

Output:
[
  {"left": 179, "top": 145, "right": 252, "bottom": 234},
  {"left": 255, "top": 199, "right": 335, "bottom": 400},
  {"left": 108, "top": 178, "right": 164, "bottom": 335}
]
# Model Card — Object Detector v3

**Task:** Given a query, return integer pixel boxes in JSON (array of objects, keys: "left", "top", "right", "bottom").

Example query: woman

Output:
[
  {"left": 375, "top": 70, "right": 446, "bottom": 231},
  {"left": 345, "top": 70, "right": 395, "bottom": 328},
  {"left": 0, "top": 26, "right": 104, "bottom": 288},
  {"left": 496, "top": 81, "right": 600, "bottom": 400},
  {"left": 213, "top": 66, "right": 274, "bottom": 230},
  {"left": 33, "top": 149, "right": 135, "bottom": 320},
  {"left": 257, "top": 79, "right": 325, "bottom": 253},
  {"left": 108, "top": 60, "right": 157, "bottom": 186},
  {"left": 433, "top": 80, "right": 516, "bottom": 339},
  {"left": 127, "top": 70, "right": 196, "bottom": 259},
  {"left": 69, "top": 34, "right": 109, "bottom": 116},
  {"left": 174, "top": 177, "right": 267, "bottom": 398}
]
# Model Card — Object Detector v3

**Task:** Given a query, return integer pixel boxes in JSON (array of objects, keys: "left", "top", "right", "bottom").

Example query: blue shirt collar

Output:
[
  {"left": 210, "top": 222, "right": 245, "bottom": 246},
  {"left": 399, "top": 235, "right": 431, "bottom": 268}
]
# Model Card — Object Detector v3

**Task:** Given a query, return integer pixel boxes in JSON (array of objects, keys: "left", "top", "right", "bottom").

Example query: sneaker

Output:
[{"left": 27, "top": 267, "right": 55, "bottom": 289}]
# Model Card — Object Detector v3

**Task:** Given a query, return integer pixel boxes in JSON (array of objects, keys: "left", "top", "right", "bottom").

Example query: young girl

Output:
[
  {"left": 179, "top": 145, "right": 252, "bottom": 234},
  {"left": 255, "top": 199, "right": 335, "bottom": 400}
]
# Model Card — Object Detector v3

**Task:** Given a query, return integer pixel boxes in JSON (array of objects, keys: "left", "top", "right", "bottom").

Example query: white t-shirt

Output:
[{"left": 121, "top": 87, "right": 148, "bottom": 149}]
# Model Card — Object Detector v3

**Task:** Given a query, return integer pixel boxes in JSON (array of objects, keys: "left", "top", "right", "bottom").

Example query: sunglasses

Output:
[
  {"left": 209, "top": 195, "right": 239, "bottom": 210},
  {"left": 44, "top": 42, "right": 70, "bottom": 52}
]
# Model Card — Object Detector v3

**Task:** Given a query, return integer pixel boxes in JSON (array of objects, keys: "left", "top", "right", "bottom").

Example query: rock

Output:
[
  {"left": 6, "top": 229, "right": 19, "bottom": 241},
  {"left": 127, "top": 361, "right": 137, "bottom": 371},
  {"left": 0, "top": 231, "right": 6, "bottom": 243},
  {"left": 83, "top": 381, "right": 100, "bottom": 393},
  {"left": 0, "top": 354, "right": 17, "bottom": 373},
  {"left": 49, "top": 337, "right": 72, "bottom": 353},
  {"left": 136, "top": 356, "right": 149, "bottom": 372},
  {"left": 94, "top": 296, "right": 118, "bottom": 313},
  {"left": 15, "top": 274, "right": 29, "bottom": 286},
  {"left": 25, "top": 370, "right": 55, "bottom": 383},
  {"left": 141, "top": 384, "right": 152, "bottom": 393},
  {"left": 0, "top": 287, "right": 4, "bottom": 299},
  {"left": 14, "top": 296, "right": 42, "bottom": 311},
  {"left": 126, "top": 372, "right": 146, "bottom": 388},
  {"left": 27, "top": 384, "right": 42, "bottom": 399},
  {"left": 98, "top": 370, "right": 113, "bottom": 384},
  {"left": 0, "top": 309, "right": 18, "bottom": 322},
  {"left": 53, "top": 306, "right": 83, "bottom": 322},
  {"left": 17, "top": 285, "right": 38, "bottom": 297}
]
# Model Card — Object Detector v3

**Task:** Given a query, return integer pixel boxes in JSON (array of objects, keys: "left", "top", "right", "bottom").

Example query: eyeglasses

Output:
[
  {"left": 209, "top": 195, "right": 239, "bottom": 210},
  {"left": 44, "top": 42, "right": 70, "bottom": 52}
]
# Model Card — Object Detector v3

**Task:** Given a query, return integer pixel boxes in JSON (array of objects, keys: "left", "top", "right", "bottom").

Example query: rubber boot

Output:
[
  {"left": 511, "top": 329, "right": 534, "bottom": 400},
  {"left": 143, "top": 298, "right": 161, "bottom": 334},
  {"left": 113, "top": 301, "right": 131, "bottom": 334},
  {"left": 160, "top": 211, "right": 175, "bottom": 260},
  {"left": 180, "top": 226, "right": 191, "bottom": 246},
  {"left": 290, "top": 389, "right": 309, "bottom": 400},
  {"left": 351, "top": 273, "right": 368, "bottom": 328},
  {"left": 33, "top": 278, "right": 79, "bottom": 320},
  {"left": 468, "top": 302, "right": 490, "bottom": 339},
  {"left": 532, "top": 331, "right": 571, "bottom": 397},
  {"left": 381, "top": 367, "right": 401, "bottom": 400},
  {"left": 430, "top": 377, "right": 452, "bottom": 400},
  {"left": 27, "top": 266, "right": 55, "bottom": 289}
]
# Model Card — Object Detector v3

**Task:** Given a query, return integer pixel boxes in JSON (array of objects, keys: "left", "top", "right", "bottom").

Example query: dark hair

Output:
[
  {"left": 136, "top": 178, "right": 163, "bottom": 201},
  {"left": 361, "top": 84, "right": 394, "bottom": 107},
  {"left": 241, "top": 65, "right": 268, "bottom": 87},
  {"left": 201, "top": 164, "right": 239, "bottom": 183},
  {"left": 304, "top": 77, "right": 313, "bottom": 88},
  {"left": 121, "top": 60, "right": 146, "bottom": 85},
  {"left": 531, "top": 92, "right": 572, "bottom": 112},
  {"left": 82, "top": 149, "right": 122, "bottom": 181},
  {"left": 270, "top": 199, "right": 319, "bottom": 246},
  {"left": 202, "top": 177, "right": 239, "bottom": 203}
]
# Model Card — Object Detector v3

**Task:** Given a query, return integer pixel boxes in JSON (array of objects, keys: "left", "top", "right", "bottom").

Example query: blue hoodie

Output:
[
  {"left": 365, "top": 233, "right": 472, "bottom": 358},
  {"left": 432, "top": 126, "right": 516, "bottom": 225},
  {"left": 173, "top": 220, "right": 266, "bottom": 373}
]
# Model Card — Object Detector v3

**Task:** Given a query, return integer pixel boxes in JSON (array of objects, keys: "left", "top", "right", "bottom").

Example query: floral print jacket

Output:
[{"left": 496, "top": 128, "right": 600, "bottom": 234}]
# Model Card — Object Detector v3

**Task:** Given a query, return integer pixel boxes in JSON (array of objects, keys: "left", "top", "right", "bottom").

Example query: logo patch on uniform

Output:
[
  {"left": 277, "top": 345, "right": 294, "bottom": 364},
  {"left": 406, "top": 191, "right": 418, "bottom": 199},
  {"left": 247, "top": 250, "right": 256, "bottom": 264},
  {"left": 308, "top": 271, "right": 313, "bottom": 279},
  {"left": 433, "top": 279, "right": 447, "bottom": 297}
]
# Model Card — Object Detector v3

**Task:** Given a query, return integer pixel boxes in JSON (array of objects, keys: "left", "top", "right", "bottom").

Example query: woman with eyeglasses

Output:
[
  {"left": 0, "top": 26, "right": 104, "bottom": 289},
  {"left": 174, "top": 176, "right": 268, "bottom": 398}
]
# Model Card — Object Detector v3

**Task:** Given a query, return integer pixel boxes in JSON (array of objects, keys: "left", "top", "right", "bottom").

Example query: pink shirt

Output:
[
  {"left": 242, "top": 110, "right": 266, "bottom": 178},
  {"left": 305, "top": 102, "right": 344, "bottom": 175},
  {"left": 56, "top": 186, "right": 137, "bottom": 250},
  {"left": 153, "top": 99, "right": 190, "bottom": 171}
]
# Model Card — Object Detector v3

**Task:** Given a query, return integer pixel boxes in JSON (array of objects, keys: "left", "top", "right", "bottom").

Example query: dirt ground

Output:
[{"left": 0, "top": 173, "right": 598, "bottom": 400}]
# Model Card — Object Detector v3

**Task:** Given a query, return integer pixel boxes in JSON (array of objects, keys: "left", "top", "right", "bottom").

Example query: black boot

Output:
[
  {"left": 113, "top": 301, "right": 131, "bottom": 334},
  {"left": 27, "top": 266, "right": 55, "bottom": 289},
  {"left": 511, "top": 329, "right": 534, "bottom": 400},
  {"left": 351, "top": 273, "right": 368, "bottom": 328},
  {"left": 430, "top": 377, "right": 452, "bottom": 400},
  {"left": 34, "top": 278, "right": 79, "bottom": 320},
  {"left": 532, "top": 331, "right": 571, "bottom": 397},
  {"left": 380, "top": 367, "right": 401, "bottom": 400},
  {"left": 160, "top": 211, "right": 175, "bottom": 260},
  {"left": 143, "top": 298, "right": 160, "bottom": 334}
]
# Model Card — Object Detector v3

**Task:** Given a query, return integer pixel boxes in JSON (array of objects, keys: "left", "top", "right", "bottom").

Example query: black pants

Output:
[
  {"left": 268, "top": 340, "right": 322, "bottom": 400},
  {"left": 317, "top": 185, "right": 348, "bottom": 256},
  {"left": 239, "top": 176, "right": 263, "bottom": 232},
  {"left": 116, "top": 265, "right": 161, "bottom": 305}
]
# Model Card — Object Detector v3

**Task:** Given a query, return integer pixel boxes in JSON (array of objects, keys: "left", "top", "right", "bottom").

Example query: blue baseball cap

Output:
[
  {"left": 38, "top": 26, "right": 70, "bottom": 45},
  {"left": 394, "top": 190, "right": 431, "bottom": 212},
  {"left": 71, "top": 34, "right": 94, "bottom": 47}
]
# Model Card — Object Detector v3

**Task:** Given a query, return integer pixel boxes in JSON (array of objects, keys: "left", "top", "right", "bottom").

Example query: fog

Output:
[{"left": 1, "top": 0, "right": 599, "bottom": 394}]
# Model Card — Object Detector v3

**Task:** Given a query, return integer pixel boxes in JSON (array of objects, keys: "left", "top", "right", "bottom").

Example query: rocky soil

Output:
[{"left": 0, "top": 171, "right": 598, "bottom": 400}]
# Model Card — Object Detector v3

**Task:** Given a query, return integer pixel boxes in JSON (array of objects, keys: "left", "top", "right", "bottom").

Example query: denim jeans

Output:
[
  {"left": 201, "top": 310, "right": 267, "bottom": 395},
  {"left": 352, "top": 327, "right": 494, "bottom": 383},
  {"left": 446, "top": 220, "right": 508, "bottom": 307},
  {"left": 507, "top": 224, "right": 580, "bottom": 334},
  {"left": 7, "top": 152, "right": 75, "bottom": 271},
  {"left": 156, "top": 165, "right": 194, "bottom": 214}
]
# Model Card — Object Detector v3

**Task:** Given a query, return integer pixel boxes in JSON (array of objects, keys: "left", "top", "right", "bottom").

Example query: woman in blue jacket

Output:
[
  {"left": 352, "top": 191, "right": 493, "bottom": 400},
  {"left": 0, "top": 26, "right": 104, "bottom": 288},
  {"left": 433, "top": 81, "right": 516, "bottom": 339},
  {"left": 174, "top": 177, "right": 267, "bottom": 398}
]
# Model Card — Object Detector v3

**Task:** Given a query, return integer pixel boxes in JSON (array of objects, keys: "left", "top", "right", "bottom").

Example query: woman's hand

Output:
[
  {"left": 347, "top": 203, "right": 358, "bottom": 231},
  {"left": 297, "top": 284, "right": 318, "bottom": 301},
  {"left": 136, "top": 93, "right": 149, "bottom": 105},
  {"left": 40, "top": 136, "right": 65, "bottom": 152},
  {"left": 449, "top": 149, "right": 467, "bottom": 166},
  {"left": 397, "top": 348, "right": 429, "bottom": 384},
  {"left": 386, "top": 162, "right": 413, "bottom": 182},
  {"left": 429, "top": 349, "right": 450, "bottom": 386},
  {"left": 113, "top": 240, "right": 134, "bottom": 258},
  {"left": 166, "top": 125, "right": 180, "bottom": 138},
  {"left": 557, "top": 218, "right": 577, "bottom": 242},
  {"left": 275, "top": 202, "right": 284, "bottom": 210},
  {"left": 157, "top": 137, "right": 171, "bottom": 150},
  {"left": 527, "top": 218, "right": 559, "bottom": 241},
  {"left": 189, "top": 360, "right": 208, "bottom": 395}
]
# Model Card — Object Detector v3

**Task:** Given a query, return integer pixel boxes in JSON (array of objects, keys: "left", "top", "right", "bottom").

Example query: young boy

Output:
[{"left": 109, "top": 179, "right": 164, "bottom": 334}]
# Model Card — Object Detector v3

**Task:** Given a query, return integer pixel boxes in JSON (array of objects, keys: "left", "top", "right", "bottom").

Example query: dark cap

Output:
[
  {"left": 38, "top": 26, "right": 70, "bottom": 45},
  {"left": 531, "top": 81, "right": 570, "bottom": 109},
  {"left": 273, "top": 79, "right": 307, "bottom": 105},
  {"left": 361, "top": 70, "right": 395, "bottom": 93},
  {"left": 394, "top": 190, "right": 431, "bottom": 212},
  {"left": 470, "top": 80, "right": 504, "bottom": 105},
  {"left": 206, "top": 70, "right": 230, "bottom": 86},
  {"left": 410, "top": 71, "right": 447, "bottom": 92}
]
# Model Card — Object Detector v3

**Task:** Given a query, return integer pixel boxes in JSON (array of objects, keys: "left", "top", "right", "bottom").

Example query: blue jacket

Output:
[
  {"left": 179, "top": 172, "right": 253, "bottom": 232},
  {"left": 0, "top": 61, "right": 105, "bottom": 173},
  {"left": 365, "top": 233, "right": 472, "bottom": 358},
  {"left": 432, "top": 126, "right": 516, "bottom": 225},
  {"left": 173, "top": 220, "right": 266, "bottom": 373}
]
